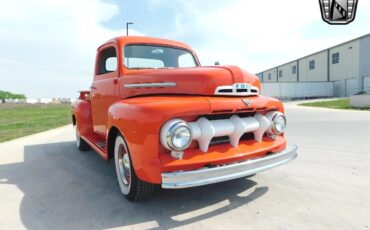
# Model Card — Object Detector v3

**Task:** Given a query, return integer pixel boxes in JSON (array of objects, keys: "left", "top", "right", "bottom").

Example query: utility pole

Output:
[{"left": 126, "top": 22, "right": 133, "bottom": 36}]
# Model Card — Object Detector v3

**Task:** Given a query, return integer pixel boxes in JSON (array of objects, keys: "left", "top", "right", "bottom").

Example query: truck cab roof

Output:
[{"left": 98, "top": 36, "right": 193, "bottom": 52}]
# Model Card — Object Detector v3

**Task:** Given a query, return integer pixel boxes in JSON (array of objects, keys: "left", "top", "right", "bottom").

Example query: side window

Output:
[
  {"left": 292, "top": 65, "right": 297, "bottom": 74},
  {"left": 278, "top": 70, "right": 283, "bottom": 78},
  {"left": 97, "top": 47, "right": 117, "bottom": 75},
  {"left": 332, "top": 52, "right": 340, "bottom": 64},
  {"left": 268, "top": 73, "right": 272, "bottom": 80},
  {"left": 309, "top": 60, "right": 315, "bottom": 70}
]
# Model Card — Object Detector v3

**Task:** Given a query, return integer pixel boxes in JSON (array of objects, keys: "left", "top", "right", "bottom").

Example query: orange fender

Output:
[{"left": 106, "top": 96, "right": 211, "bottom": 183}]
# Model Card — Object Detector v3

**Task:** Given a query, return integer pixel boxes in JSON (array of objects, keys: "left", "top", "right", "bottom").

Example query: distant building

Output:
[
  {"left": 2, "top": 98, "right": 73, "bottom": 104},
  {"left": 257, "top": 34, "right": 370, "bottom": 97}
]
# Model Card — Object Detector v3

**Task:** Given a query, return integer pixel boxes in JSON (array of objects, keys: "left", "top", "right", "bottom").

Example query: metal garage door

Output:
[
  {"left": 333, "top": 81, "right": 342, "bottom": 97},
  {"left": 363, "top": 76, "right": 370, "bottom": 94},
  {"left": 345, "top": 78, "right": 358, "bottom": 96}
]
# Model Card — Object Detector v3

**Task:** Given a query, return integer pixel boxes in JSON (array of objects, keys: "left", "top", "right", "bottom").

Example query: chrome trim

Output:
[
  {"left": 214, "top": 83, "right": 259, "bottom": 96},
  {"left": 186, "top": 112, "right": 272, "bottom": 152},
  {"left": 267, "top": 112, "right": 286, "bottom": 135},
  {"left": 161, "top": 144, "right": 297, "bottom": 189},
  {"left": 124, "top": 82, "right": 176, "bottom": 88},
  {"left": 160, "top": 119, "right": 193, "bottom": 155},
  {"left": 160, "top": 112, "right": 278, "bottom": 153},
  {"left": 166, "top": 121, "right": 192, "bottom": 151}
]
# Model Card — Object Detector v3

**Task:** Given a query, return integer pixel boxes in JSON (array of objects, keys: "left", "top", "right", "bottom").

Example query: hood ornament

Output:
[{"left": 242, "top": 99, "right": 251, "bottom": 107}]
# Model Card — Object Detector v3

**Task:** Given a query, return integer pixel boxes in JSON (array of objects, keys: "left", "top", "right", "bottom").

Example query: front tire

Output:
[{"left": 114, "top": 134, "right": 154, "bottom": 201}]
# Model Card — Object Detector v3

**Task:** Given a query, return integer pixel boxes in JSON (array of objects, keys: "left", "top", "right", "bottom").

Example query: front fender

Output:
[{"left": 106, "top": 96, "right": 211, "bottom": 184}]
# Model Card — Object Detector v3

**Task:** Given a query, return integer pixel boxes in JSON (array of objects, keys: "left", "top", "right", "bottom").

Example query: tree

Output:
[{"left": 0, "top": 90, "right": 26, "bottom": 102}]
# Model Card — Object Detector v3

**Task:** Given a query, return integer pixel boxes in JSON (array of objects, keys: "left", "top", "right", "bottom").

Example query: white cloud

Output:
[
  {"left": 163, "top": 0, "right": 370, "bottom": 72},
  {"left": 0, "top": 0, "right": 368, "bottom": 98},
  {"left": 0, "top": 0, "right": 142, "bottom": 98}
]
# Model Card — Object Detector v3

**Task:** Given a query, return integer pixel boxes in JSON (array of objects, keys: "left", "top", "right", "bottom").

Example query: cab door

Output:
[{"left": 90, "top": 45, "right": 119, "bottom": 136}]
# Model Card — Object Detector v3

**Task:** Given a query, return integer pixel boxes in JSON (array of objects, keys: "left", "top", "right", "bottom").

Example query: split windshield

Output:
[{"left": 123, "top": 45, "right": 197, "bottom": 69}]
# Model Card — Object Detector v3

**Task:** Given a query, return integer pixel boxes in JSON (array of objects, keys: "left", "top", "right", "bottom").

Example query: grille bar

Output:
[{"left": 188, "top": 112, "right": 275, "bottom": 152}]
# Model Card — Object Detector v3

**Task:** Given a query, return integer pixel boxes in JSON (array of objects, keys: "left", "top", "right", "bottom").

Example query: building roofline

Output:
[{"left": 257, "top": 33, "right": 370, "bottom": 74}]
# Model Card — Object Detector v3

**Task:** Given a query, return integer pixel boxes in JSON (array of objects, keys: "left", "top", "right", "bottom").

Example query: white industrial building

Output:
[{"left": 257, "top": 34, "right": 370, "bottom": 98}]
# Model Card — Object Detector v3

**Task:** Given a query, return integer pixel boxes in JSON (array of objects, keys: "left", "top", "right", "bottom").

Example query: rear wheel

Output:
[
  {"left": 114, "top": 134, "right": 154, "bottom": 201},
  {"left": 74, "top": 121, "right": 90, "bottom": 151}
]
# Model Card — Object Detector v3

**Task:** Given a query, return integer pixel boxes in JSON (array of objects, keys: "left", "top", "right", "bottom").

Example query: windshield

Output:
[{"left": 124, "top": 45, "right": 198, "bottom": 69}]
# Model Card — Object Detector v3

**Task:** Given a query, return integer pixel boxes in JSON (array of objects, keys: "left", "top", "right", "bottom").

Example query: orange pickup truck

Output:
[{"left": 71, "top": 36, "right": 297, "bottom": 201}]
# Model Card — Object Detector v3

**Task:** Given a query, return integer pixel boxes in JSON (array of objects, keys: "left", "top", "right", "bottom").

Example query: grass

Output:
[
  {"left": 0, "top": 103, "right": 71, "bottom": 143},
  {"left": 298, "top": 98, "right": 370, "bottom": 111}
]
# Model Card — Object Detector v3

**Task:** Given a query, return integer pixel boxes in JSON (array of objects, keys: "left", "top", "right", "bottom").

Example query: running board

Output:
[{"left": 81, "top": 133, "right": 108, "bottom": 160}]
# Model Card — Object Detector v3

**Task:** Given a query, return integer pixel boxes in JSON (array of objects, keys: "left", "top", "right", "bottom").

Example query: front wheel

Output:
[{"left": 114, "top": 134, "right": 154, "bottom": 201}]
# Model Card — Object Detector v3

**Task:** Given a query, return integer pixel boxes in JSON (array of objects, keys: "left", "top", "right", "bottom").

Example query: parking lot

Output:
[{"left": 0, "top": 103, "right": 369, "bottom": 230}]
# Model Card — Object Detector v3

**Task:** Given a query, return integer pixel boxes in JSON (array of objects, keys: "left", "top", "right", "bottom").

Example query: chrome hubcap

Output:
[{"left": 118, "top": 144, "right": 131, "bottom": 185}]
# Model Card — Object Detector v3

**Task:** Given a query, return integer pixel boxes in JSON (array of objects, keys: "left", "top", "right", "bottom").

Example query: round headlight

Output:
[
  {"left": 271, "top": 113, "right": 286, "bottom": 134},
  {"left": 170, "top": 125, "right": 192, "bottom": 150},
  {"left": 161, "top": 120, "right": 192, "bottom": 151}
]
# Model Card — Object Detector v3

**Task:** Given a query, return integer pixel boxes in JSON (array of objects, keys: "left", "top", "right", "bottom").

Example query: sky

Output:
[{"left": 0, "top": 0, "right": 369, "bottom": 98}]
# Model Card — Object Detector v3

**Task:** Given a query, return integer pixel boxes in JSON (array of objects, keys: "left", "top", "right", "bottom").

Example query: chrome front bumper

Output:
[{"left": 161, "top": 144, "right": 298, "bottom": 189}]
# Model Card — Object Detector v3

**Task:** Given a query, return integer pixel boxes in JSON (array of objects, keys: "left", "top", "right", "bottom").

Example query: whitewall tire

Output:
[{"left": 114, "top": 134, "right": 154, "bottom": 201}]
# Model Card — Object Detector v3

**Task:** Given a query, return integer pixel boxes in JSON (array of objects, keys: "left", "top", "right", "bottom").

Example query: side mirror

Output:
[{"left": 214, "top": 61, "right": 220, "bottom": 66}]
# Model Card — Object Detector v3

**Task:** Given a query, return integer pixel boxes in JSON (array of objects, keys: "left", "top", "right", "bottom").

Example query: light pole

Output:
[{"left": 126, "top": 22, "right": 133, "bottom": 36}]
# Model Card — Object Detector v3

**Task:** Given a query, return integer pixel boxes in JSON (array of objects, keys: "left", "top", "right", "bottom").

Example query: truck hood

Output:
[{"left": 119, "top": 66, "right": 261, "bottom": 98}]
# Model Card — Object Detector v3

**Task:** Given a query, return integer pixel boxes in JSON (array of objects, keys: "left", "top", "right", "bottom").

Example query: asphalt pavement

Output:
[{"left": 0, "top": 103, "right": 369, "bottom": 230}]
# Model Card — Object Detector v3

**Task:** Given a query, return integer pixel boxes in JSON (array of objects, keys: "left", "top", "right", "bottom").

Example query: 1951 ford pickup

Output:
[{"left": 71, "top": 36, "right": 297, "bottom": 201}]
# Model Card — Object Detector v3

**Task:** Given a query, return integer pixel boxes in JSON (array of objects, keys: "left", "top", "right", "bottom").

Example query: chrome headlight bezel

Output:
[
  {"left": 160, "top": 119, "right": 193, "bottom": 152},
  {"left": 270, "top": 112, "right": 286, "bottom": 135},
  {"left": 265, "top": 111, "right": 287, "bottom": 136}
]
